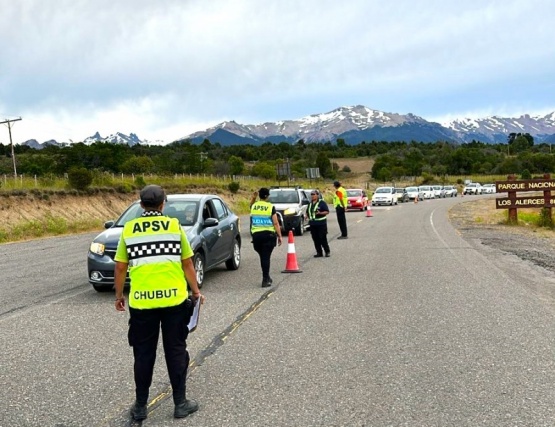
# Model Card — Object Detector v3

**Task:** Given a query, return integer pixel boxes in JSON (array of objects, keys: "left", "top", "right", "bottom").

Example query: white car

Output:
[
  {"left": 405, "top": 186, "right": 425, "bottom": 201},
  {"left": 463, "top": 183, "right": 483, "bottom": 195},
  {"left": 443, "top": 185, "right": 458, "bottom": 197},
  {"left": 481, "top": 183, "right": 496, "bottom": 194},
  {"left": 432, "top": 185, "right": 446, "bottom": 198},
  {"left": 371, "top": 187, "right": 398, "bottom": 206},
  {"left": 418, "top": 185, "right": 435, "bottom": 199}
]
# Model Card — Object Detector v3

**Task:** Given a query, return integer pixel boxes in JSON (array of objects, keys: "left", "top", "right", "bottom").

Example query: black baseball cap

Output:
[
  {"left": 333, "top": 181, "right": 341, "bottom": 187},
  {"left": 140, "top": 185, "right": 166, "bottom": 207}
]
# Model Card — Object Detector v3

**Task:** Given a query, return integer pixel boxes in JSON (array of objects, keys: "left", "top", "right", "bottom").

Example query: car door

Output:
[
  {"left": 206, "top": 197, "right": 234, "bottom": 266},
  {"left": 199, "top": 199, "right": 223, "bottom": 268}
]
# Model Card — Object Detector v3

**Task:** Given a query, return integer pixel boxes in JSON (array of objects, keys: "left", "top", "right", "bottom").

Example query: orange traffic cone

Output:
[
  {"left": 281, "top": 230, "right": 302, "bottom": 273},
  {"left": 366, "top": 204, "right": 373, "bottom": 217}
]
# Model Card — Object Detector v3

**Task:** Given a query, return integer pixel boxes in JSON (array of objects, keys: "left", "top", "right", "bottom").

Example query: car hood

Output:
[
  {"left": 92, "top": 225, "right": 194, "bottom": 248},
  {"left": 273, "top": 202, "right": 301, "bottom": 211}
]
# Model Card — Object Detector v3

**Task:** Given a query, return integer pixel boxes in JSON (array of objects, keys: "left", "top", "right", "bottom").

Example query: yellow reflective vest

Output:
[
  {"left": 333, "top": 186, "right": 347, "bottom": 208},
  {"left": 114, "top": 213, "right": 192, "bottom": 309},
  {"left": 250, "top": 200, "right": 275, "bottom": 234}
]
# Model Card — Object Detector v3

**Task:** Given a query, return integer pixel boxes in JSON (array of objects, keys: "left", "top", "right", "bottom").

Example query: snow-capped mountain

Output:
[
  {"left": 83, "top": 132, "right": 142, "bottom": 146},
  {"left": 444, "top": 112, "right": 555, "bottom": 143},
  {"left": 183, "top": 105, "right": 458, "bottom": 145}
]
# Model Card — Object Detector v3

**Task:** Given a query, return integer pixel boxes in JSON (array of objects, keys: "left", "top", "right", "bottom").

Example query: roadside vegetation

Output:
[{"left": 1, "top": 131, "right": 555, "bottom": 243}]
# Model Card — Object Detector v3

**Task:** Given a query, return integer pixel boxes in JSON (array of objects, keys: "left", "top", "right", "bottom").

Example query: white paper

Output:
[{"left": 187, "top": 299, "right": 201, "bottom": 332}]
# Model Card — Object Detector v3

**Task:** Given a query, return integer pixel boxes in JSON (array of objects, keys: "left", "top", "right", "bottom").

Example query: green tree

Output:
[{"left": 228, "top": 155, "right": 245, "bottom": 175}]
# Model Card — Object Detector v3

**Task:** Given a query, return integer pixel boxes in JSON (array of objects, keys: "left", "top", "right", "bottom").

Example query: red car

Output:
[{"left": 346, "top": 188, "right": 369, "bottom": 211}]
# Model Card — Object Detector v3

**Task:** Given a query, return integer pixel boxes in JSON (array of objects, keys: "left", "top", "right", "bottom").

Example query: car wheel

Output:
[
  {"left": 92, "top": 284, "right": 111, "bottom": 292},
  {"left": 225, "top": 239, "right": 241, "bottom": 270},
  {"left": 193, "top": 252, "right": 205, "bottom": 289},
  {"left": 294, "top": 217, "right": 304, "bottom": 236}
]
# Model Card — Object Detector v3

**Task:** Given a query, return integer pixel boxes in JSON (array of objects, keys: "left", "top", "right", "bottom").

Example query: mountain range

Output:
[{"left": 19, "top": 105, "right": 555, "bottom": 149}]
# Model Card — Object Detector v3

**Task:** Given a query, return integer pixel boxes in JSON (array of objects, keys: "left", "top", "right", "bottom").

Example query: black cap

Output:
[
  {"left": 259, "top": 187, "right": 270, "bottom": 198},
  {"left": 140, "top": 185, "right": 166, "bottom": 207},
  {"left": 333, "top": 181, "right": 341, "bottom": 187}
]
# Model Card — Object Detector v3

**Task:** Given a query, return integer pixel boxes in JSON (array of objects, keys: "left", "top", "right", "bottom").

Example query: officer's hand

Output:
[
  {"left": 192, "top": 292, "right": 206, "bottom": 305},
  {"left": 115, "top": 297, "right": 126, "bottom": 311},
  {"left": 277, "top": 236, "right": 282, "bottom": 246}
]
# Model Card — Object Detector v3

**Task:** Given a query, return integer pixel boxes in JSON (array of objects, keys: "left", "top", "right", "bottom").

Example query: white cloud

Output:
[{"left": 1, "top": 0, "right": 554, "bottom": 143}]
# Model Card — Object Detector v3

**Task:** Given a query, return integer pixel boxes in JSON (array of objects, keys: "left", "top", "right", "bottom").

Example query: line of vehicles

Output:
[{"left": 87, "top": 182, "right": 496, "bottom": 293}]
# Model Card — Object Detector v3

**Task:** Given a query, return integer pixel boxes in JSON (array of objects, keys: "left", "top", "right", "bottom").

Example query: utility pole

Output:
[{"left": 1, "top": 117, "right": 22, "bottom": 178}]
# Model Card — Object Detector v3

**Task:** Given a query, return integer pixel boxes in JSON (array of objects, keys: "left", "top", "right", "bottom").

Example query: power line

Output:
[{"left": 0, "top": 117, "right": 22, "bottom": 178}]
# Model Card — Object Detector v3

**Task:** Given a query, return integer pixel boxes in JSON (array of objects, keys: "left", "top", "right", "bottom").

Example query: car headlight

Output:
[
  {"left": 284, "top": 207, "right": 299, "bottom": 216},
  {"left": 89, "top": 242, "right": 105, "bottom": 256}
]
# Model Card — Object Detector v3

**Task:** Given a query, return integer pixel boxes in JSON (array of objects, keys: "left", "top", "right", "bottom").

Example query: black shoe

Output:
[
  {"left": 130, "top": 401, "right": 147, "bottom": 421},
  {"left": 261, "top": 279, "right": 272, "bottom": 288},
  {"left": 325, "top": 253, "right": 330, "bottom": 257},
  {"left": 174, "top": 399, "right": 199, "bottom": 418},
  {"left": 313, "top": 253, "right": 323, "bottom": 258},
  {"left": 337, "top": 236, "right": 348, "bottom": 240}
]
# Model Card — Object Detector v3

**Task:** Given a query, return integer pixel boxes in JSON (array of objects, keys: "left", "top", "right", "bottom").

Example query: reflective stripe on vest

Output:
[
  {"left": 307, "top": 201, "right": 325, "bottom": 221},
  {"left": 250, "top": 201, "right": 274, "bottom": 233},
  {"left": 122, "top": 216, "right": 187, "bottom": 309}
]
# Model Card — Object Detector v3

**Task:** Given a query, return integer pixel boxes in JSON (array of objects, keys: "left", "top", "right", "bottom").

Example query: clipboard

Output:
[{"left": 187, "top": 299, "right": 201, "bottom": 332}]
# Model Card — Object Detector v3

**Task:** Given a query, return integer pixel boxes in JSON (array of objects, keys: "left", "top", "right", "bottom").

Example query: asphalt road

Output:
[{"left": 2, "top": 196, "right": 555, "bottom": 426}]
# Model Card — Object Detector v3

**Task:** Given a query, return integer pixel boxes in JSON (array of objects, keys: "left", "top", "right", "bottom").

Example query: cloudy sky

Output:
[{"left": 1, "top": 0, "right": 554, "bottom": 144}]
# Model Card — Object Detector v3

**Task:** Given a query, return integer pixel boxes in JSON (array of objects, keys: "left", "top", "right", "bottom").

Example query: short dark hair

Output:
[{"left": 259, "top": 187, "right": 270, "bottom": 199}]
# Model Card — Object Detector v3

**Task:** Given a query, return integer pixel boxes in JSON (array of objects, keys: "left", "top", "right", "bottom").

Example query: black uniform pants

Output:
[
  {"left": 335, "top": 206, "right": 348, "bottom": 237},
  {"left": 128, "top": 300, "right": 193, "bottom": 405},
  {"left": 252, "top": 231, "right": 277, "bottom": 280},
  {"left": 310, "top": 222, "right": 330, "bottom": 255}
]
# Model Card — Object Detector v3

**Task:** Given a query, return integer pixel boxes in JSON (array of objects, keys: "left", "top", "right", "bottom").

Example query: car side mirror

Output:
[
  {"left": 203, "top": 217, "right": 219, "bottom": 228},
  {"left": 104, "top": 220, "right": 115, "bottom": 229},
  {"left": 302, "top": 199, "right": 309, "bottom": 205}
]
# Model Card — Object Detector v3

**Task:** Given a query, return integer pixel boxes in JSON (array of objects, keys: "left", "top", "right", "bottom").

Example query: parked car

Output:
[
  {"left": 418, "top": 185, "right": 436, "bottom": 199},
  {"left": 405, "top": 186, "right": 425, "bottom": 201},
  {"left": 463, "top": 183, "right": 483, "bottom": 195},
  {"left": 481, "top": 183, "right": 496, "bottom": 194},
  {"left": 432, "top": 185, "right": 446, "bottom": 198},
  {"left": 395, "top": 187, "right": 409, "bottom": 203},
  {"left": 346, "top": 188, "right": 369, "bottom": 211},
  {"left": 443, "top": 185, "right": 458, "bottom": 197},
  {"left": 87, "top": 194, "right": 241, "bottom": 292},
  {"left": 268, "top": 187, "right": 310, "bottom": 236},
  {"left": 371, "top": 187, "right": 398, "bottom": 206}
]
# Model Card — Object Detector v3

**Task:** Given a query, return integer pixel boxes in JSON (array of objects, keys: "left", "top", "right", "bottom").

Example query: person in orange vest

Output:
[
  {"left": 333, "top": 181, "right": 348, "bottom": 239},
  {"left": 250, "top": 187, "right": 283, "bottom": 287},
  {"left": 114, "top": 185, "right": 205, "bottom": 421}
]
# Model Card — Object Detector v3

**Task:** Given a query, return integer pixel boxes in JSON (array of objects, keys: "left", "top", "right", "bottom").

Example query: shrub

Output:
[
  {"left": 538, "top": 207, "right": 554, "bottom": 228},
  {"left": 115, "top": 183, "right": 134, "bottom": 194},
  {"left": 228, "top": 181, "right": 240, "bottom": 194},
  {"left": 134, "top": 176, "right": 146, "bottom": 188},
  {"left": 521, "top": 169, "right": 532, "bottom": 179},
  {"left": 68, "top": 167, "right": 93, "bottom": 190}
]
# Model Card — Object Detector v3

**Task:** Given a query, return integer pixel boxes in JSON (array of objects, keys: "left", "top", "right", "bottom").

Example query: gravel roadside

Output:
[{"left": 449, "top": 197, "right": 555, "bottom": 275}]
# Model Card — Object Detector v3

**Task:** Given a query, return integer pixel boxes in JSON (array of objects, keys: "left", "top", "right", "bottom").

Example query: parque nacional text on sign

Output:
[
  {"left": 496, "top": 180, "right": 555, "bottom": 192},
  {"left": 495, "top": 196, "right": 555, "bottom": 209}
]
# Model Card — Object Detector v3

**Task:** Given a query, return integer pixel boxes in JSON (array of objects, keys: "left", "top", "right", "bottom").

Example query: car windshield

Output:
[
  {"left": 419, "top": 186, "right": 431, "bottom": 191},
  {"left": 115, "top": 200, "right": 200, "bottom": 226},
  {"left": 375, "top": 188, "right": 392, "bottom": 193},
  {"left": 395, "top": 188, "right": 404, "bottom": 193},
  {"left": 406, "top": 187, "right": 417, "bottom": 192},
  {"left": 268, "top": 190, "right": 299, "bottom": 203},
  {"left": 347, "top": 190, "right": 362, "bottom": 197},
  {"left": 444, "top": 186, "right": 453, "bottom": 190}
]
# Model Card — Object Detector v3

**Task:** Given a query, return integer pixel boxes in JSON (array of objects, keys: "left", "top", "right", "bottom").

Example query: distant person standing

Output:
[
  {"left": 333, "top": 181, "right": 348, "bottom": 239},
  {"left": 250, "top": 188, "right": 283, "bottom": 287},
  {"left": 306, "top": 190, "right": 330, "bottom": 257}
]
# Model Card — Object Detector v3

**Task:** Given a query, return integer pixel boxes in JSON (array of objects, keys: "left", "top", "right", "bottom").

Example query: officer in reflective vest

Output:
[
  {"left": 114, "top": 185, "right": 205, "bottom": 421},
  {"left": 333, "top": 180, "right": 348, "bottom": 239},
  {"left": 250, "top": 187, "right": 282, "bottom": 287},
  {"left": 306, "top": 190, "right": 330, "bottom": 257}
]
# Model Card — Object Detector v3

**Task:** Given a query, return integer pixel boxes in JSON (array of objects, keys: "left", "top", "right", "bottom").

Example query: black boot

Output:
[
  {"left": 130, "top": 401, "right": 147, "bottom": 421},
  {"left": 174, "top": 399, "right": 199, "bottom": 418}
]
